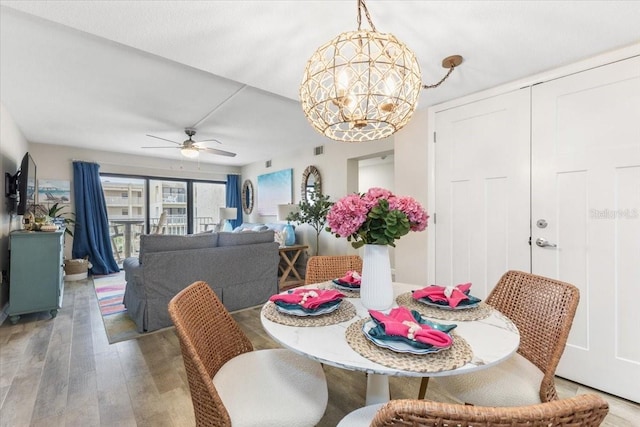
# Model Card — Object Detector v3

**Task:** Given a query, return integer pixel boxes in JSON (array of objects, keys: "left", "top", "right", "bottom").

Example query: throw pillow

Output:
[{"left": 274, "top": 230, "right": 285, "bottom": 247}]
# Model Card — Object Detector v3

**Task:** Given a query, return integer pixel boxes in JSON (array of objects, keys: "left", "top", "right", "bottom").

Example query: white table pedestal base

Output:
[{"left": 366, "top": 373, "right": 390, "bottom": 405}]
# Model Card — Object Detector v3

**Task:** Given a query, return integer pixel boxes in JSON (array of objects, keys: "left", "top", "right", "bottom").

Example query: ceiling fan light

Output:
[{"left": 181, "top": 147, "right": 199, "bottom": 158}]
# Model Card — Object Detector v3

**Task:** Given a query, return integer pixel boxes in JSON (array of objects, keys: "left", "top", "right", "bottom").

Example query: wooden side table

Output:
[{"left": 278, "top": 245, "right": 308, "bottom": 289}]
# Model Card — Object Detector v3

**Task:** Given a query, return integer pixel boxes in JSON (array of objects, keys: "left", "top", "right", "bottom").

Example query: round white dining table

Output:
[{"left": 260, "top": 282, "right": 520, "bottom": 405}]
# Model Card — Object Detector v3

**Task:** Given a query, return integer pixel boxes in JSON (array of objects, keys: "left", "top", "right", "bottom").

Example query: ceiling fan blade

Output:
[
  {"left": 201, "top": 147, "right": 237, "bottom": 157},
  {"left": 197, "top": 138, "right": 223, "bottom": 144},
  {"left": 141, "top": 145, "right": 180, "bottom": 149},
  {"left": 146, "top": 134, "right": 181, "bottom": 145}
]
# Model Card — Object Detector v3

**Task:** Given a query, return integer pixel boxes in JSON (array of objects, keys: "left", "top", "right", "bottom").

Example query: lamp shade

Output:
[
  {"left": 219, "top": 207, "right": 238, "bottom": 220},
  {"left": 277, "top": 204, "right": 298, "bottom": 222}
]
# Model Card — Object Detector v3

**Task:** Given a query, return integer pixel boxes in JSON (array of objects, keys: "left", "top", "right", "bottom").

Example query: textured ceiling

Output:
[{"left": 1, "top": 1, "right": 639, "bottom": 166}]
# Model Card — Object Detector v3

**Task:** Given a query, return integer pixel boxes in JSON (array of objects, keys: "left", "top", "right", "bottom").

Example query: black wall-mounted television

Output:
[{"left": 4, "top": 152, "right": 37, "bottom": 215}]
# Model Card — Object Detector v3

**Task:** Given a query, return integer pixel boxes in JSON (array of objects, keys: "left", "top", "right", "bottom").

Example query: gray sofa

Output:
[{"left": 123, "top": 230, "right": 279, "bottom": 332}]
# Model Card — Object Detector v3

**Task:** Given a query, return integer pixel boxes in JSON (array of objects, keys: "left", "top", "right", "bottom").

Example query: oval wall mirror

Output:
[
  {"left": 241, "top": 179, "right": 254, "bottom": 214},
  {"left": 301, "top": 165, "right": 322, "bottom": 201}
]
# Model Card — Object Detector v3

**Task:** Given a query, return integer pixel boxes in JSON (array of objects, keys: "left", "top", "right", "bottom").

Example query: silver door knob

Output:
[{"left": 535, "top": 238, "right": 557, "bottom": 248}]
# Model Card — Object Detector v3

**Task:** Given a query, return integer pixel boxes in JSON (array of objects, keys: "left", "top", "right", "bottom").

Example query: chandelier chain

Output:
[
  {"left": 357, "top": 0, "right": 377, "bottom": 32},
  {"left": 422, "top": 63, "right": 456, "bottom": 90}
]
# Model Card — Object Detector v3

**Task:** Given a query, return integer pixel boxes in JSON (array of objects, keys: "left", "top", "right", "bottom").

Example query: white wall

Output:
[
  {"left": 241, "top": 137, "right": 395, "bottom": 257},
  {"left": 0, "top": 102, "right": 30, "bottom": 307},
  {"left": 358, "top": 156, "right": 394, "bottom": 193},
  {"left": 393, "top": 108, "right": 430, "bottom": 285}
]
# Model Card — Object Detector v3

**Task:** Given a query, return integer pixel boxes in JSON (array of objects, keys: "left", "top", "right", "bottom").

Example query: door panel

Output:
[
  {"left": 531, "top": 56, "right": 640, "bottom": 402},
  {"left": 434, "top": 89, "right": 531, "bottom": 299}
]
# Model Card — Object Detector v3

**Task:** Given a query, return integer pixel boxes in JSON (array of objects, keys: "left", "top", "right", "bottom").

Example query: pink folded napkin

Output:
[
  {"left": 269, "top": 288, "right": 345, "bottom": 310},
  {"left": 412, "top": 283, "right": 472, "bottom": 308},
  {"left": 369, "top": 307, "right": 453, "bottom": 348},
  {"left": 338, "top": 270, "right": 361, "bottom": 285}
]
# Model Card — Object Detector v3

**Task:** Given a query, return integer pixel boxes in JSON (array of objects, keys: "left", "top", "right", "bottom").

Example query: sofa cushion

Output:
[
  {"left": 218, "top": 229, "right": 275, "bottom": 247},
  {"left": 139, "top": 232, "right": 218, "bottom": 264}
]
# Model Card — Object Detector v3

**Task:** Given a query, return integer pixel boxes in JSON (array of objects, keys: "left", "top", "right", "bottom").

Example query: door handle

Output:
[{"left": 535, "top": 238, "right": 557, "bottom": 248}]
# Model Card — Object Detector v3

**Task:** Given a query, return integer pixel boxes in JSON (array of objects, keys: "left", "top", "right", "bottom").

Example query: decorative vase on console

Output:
[
  {"left": 277, "top": 204, "right": 298, "bottom": 247},
  {"left": 283, "top": 223, "right": 296, "bottom": 246},
  {"left": 326, "top": 187, "right": 429, "bottom": 311}
]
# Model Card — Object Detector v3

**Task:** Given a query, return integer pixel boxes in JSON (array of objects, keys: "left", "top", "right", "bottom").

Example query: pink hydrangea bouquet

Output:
[{"left": 326, "top": 187, "right": 429, "bottom": 249}]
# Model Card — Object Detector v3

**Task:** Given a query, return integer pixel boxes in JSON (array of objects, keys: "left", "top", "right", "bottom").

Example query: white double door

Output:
[{"left": 433, "top": 55, "right": 640, "bottom": 402}]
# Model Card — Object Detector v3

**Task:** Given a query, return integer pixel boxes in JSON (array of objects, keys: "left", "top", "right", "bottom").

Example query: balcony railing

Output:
[
  {"left": 104, "top": 196, "right": 144, "bottom": 205},
  {"left": 162, "top": 194, "right": 187, "bottom": 204},
  {"left": 110, "top": 216, "right": 216, "bottom": 265}
]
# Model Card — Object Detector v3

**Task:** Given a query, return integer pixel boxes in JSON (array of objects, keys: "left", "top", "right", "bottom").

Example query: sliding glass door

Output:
[
  {"left": 149, "top": 179, "right": 188, "bottom": 235},
  {"left": 101, "top": 176, "right": 146, "bottom": 264},
  {"left": 193, "top": 181, "right": 227, "bottom": 233},
  {"left": 101, "top": 174, "right": 226, "bottom": 267}
]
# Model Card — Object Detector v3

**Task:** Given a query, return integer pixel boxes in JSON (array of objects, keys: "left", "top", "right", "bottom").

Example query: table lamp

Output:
[
  {"left": 219, "top": 207, "right": 238, "bottom": 232},
  {"left": 277, "top": 204, "right": 298, "bottom": 246}
]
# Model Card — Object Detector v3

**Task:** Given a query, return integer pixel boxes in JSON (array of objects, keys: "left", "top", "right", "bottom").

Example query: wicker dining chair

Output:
[
  {"left": 420, "top": 270, "right": 580, "bottom": 406},
  {"left": 305, "top": 255, "right": 363, "bottom": 285},
  {"left": 337, "top": 394, "right": 609, "bottom": 427},
  {"left": 168, "top": 281, "right": 328, "bottom": 427}
]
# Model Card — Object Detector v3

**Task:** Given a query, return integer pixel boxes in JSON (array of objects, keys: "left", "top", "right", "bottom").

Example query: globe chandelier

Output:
[{"left": 300, "top": 0, "right": 462, "bottom": 142}]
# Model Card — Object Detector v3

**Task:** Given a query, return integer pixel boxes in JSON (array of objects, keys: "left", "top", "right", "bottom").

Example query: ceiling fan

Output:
[{"left": 143, "top": 128, "right": 236, "bottom": 158}]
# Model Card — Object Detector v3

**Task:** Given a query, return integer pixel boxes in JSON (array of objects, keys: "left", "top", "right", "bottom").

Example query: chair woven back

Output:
[
  {"left": 487, "top": 270, "right": 580, "bottom": 402},
  {"left": 370, "top": 394, "right": 609, "bottom": 427},
  {"left": 305, "top": 255, "right": 363, "bottom": 285},
  {"left": 168, "top": 281, "right": 253, "bottom": 427}
]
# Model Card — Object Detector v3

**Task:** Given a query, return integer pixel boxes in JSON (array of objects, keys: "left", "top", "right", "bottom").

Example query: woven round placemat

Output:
[
  {"left": 396, "top": 292, "right": 493, "bottom": 321},
  {"left": 262, "top": 300, "right": 357, "bottom": 327},
  {"left": 345, "top": 319, "right": 473, "bottom": 373}
]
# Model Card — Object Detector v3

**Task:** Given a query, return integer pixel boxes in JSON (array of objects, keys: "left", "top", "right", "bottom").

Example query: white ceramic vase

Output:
[{"left": 360, "top": 244, "right": 394, "bottom": 311}]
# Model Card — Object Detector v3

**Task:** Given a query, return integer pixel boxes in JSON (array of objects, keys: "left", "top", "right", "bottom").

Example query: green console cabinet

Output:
[{"left": 8, "top": 230, "right": 64, "bottom": 324}]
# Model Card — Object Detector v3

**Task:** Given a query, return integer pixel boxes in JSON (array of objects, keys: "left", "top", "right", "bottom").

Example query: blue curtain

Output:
[
  {"left": 226, "top": 174, "right": 242, "bottom": 228},
  {"left": 72, "top": 161, "right": 120, "bottom": 275}
]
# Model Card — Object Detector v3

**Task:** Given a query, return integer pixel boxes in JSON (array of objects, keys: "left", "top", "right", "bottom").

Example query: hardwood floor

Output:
[{"left": 1, "top": 279, "right": 638, "bottom": 426}]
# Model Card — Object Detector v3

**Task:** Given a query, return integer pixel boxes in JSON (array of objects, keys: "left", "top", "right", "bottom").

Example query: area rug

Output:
[{"left": 93, "top": 272, "right": 140, "bottom": 344}]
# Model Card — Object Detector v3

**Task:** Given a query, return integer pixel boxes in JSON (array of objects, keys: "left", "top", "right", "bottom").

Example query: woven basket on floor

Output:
[{"left": 64, "top": 258, "right": 90, "bottom": 280}]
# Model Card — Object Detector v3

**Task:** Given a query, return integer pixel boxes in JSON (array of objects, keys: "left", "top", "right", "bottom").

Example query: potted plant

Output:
[
  {"left": 286, "top": 185, "right": 333, "bottom": 255},
  {"left": 47, "top": 202, "right": 76, "bottom": 237}
]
